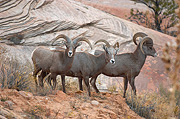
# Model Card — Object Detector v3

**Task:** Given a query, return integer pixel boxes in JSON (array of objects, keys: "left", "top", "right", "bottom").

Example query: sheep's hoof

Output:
[{"left": 75, "top": 90, "right": 83, "bottom": 94}]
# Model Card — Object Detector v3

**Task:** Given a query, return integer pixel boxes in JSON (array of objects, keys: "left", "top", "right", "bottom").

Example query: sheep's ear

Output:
[
  {"left": 116, "top": 48, "right": 119, "bottom": 54},
  {"left": 61, "top": 40, "right": 66, "bottom": 45},
  {"left": 103, "top": 45, "right": 106, "bottom": 50},
  {"left": 75, "top": 42, "right": 82, "bottom": 48},
  {"left": 103, "top": 45, "right": 108, "bottom": 53},
  {"left": 114, "top": 42, "right": 119, "bottom": 49},
  {"left": 63, "top": 41, "right": 68, "bottom": 47},
  {"left": 139, "top": 37, "right": 143, "bottom": 43}
]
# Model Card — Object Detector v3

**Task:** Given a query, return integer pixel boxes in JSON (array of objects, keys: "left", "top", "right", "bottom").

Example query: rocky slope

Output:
[
  {"left": 0, "top": 88, "right": 143, "bottom": 119},
  {"left": 0, "top": 0, "right": 175, "bottom": 93}
]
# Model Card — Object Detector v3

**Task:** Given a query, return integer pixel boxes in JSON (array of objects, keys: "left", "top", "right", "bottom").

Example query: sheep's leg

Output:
[
  {"left": 47, "top": 75, "right": 52, "bottom": 87},
  {"left": 128, "top": 77, "right": 136, "bottom": 96},
  {"left": 38, "top": 71, "right": 46, "bottom": 88},
  {"left": 83, "top": 76, "right": 91, "bottom": 96},
  {"left": 90, "top": 76, "right": 100, "bottom": 93},
  {"left": 32, "top": 66, "right": 41, "bottom": 89},
  {"left": 61, "top": 75, "right": 66, "bottom": 93},
  {"left": 51, "top": 73, "right": 57, "bottom": 90},
  {"left": 78, "top": 78, "right": 83, "bottom": 91},
  {"left": 123, "top": 77, "right": 128, "bottom": 98}
]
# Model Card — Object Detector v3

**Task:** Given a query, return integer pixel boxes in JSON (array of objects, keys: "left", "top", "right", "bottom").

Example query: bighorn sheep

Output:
[
  {"left": 81, "top": 32, "right": 157, "bottom": 98},
  {"left": 32, "top": 34, "right": 92, "bottom": 90},
  {"left": 46, "top": 40, "right": 119, "bottom": 96}
]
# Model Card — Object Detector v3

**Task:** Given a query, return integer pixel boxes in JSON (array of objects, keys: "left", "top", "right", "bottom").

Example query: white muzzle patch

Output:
[
  {"left": 110, "top": 59, "right": 115, "bottom": 64},
  {"left": 153, "top": 53, "right": 158, "bottom": 57},
  {"left": 68, "top": 51, "right": 73, "bottom": 57}
]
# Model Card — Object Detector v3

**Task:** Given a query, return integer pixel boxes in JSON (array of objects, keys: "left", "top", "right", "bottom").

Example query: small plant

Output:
[
  {"left": 121, "top": 84, "right": 180, "bottom": 119},
  {"left": 67, "top": 111, "right": 75, "bottom": 118},
  {"left": 0, "top": 96, "right": 9, "bottom": 102},
  {"left": 108, "top": 85, "right": 117, "bottom": 93},
  {"left": 124, "top": 91, "right": 155, "bottom": 119},
  {"left": 26, "top": 105, "right": 46, "bottom": 118},
  {"left": 0, "top": 57, "right": 33, "bottom": 91}
]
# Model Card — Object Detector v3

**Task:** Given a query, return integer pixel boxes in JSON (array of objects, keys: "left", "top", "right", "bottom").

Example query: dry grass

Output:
[
  {"left": 120, "top": 87, "right": 180, "bottom": 119},
  {"left": 0, "top": 46, "right": 34, "bottom": 92},
  {"left": 34, "top": 76, "right": 83, "bottom": 96},
  {"left": 0, "top": 58, "right": 32, "bottom": 91},
  {"left": 57, "top": 77, "right": 80, "bottom": 92}
]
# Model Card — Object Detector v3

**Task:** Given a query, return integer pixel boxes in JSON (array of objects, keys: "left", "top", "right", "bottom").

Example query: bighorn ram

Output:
[
  {"left": 81, "top": 32, "right": 157, "bottom": 98},
  {"left": 46, "top": 40, "right": 119, "bottom": 96},
  {"left": 31, "top": 34, "right": 92, "bottom": 89}
]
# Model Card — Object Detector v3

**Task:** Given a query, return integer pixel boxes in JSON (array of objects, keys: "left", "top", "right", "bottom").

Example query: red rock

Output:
[
  {"left": 4, "top": 100, "right": 14, "bottom": 110},
  {"left": 19, "top": 91, "right": 33, "bottom": 100}
]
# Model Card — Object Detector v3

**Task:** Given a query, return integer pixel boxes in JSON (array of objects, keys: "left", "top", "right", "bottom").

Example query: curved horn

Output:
[
  {"left": 73, "top": 37, "right": 92, "bottom": 49},
  {"left": 113, "top": 42, "right": 119, "bottom": 48},
  {"left": 94, "top": 39, "right": 110, "bottom": 48},
  {"left": 51, "top": 34, "right": 71, "bottom": 45},
  {"left": 140, "top": 36, "right": 153, "bottom": 54},
  {"left": 133, "top": 32, "right": 148, "bottom": 45}
]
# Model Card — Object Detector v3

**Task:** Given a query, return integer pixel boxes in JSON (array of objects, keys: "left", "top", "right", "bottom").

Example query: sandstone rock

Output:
[
  {"left": 4, "top": 100, "right": 14, "bottom": 110},
  {"left": 80, "top": 102, "right": 91, "bottom": 110},
  {"left": 55, "top": 91, "right": 68, "bottom": 100},
  {"left": 0, "top": 88, "right": 143, "bottom": 119},
  {"left": 0, "top": 105, "right": 23, "bottom": 119},
  {"left": 19, "top": 91, "right": 33, "bottom": 100},
  {"left": 98, "top": 108, "right": 117, "bottom": 119},
  {"left": 0, "top": 115, "right": 7, "bottom": 119},
  {"left": 91, "top": 100, "right": 99, "bottom": 106}
]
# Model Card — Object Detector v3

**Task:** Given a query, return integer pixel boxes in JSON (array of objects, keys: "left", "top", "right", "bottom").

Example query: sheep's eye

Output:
[
  {"left": 116, "top": 49, "right": 119, "bottom": 54},
  {"left": 107, "top": 50, "right": 110, "bottom": 54},
  {"left": 66, "top": 44, "right": 70, "bottom": 48},
  {"left": 149, "top": 47, "right": 152, "bottom": 50},
  {"left": 64, "top": 43, "right": 68, "bottom": 47}
]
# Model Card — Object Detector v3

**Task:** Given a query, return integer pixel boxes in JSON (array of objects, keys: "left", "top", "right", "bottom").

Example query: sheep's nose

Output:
[
  {"left": 68, "top": 51, "right": 73, "bottom": 57},
  {"left": 110, "top": 59, "right": 115, "bottom": 64},
  {"left": 153, "top": 52, "right": 158, "bottom": 57}
]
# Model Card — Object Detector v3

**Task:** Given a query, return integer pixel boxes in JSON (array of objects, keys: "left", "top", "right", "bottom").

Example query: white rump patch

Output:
[{"left": 49, "top": 47, "right": 56, "bottom": 50}]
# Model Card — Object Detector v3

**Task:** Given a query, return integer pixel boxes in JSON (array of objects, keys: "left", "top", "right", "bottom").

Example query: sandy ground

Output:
[{"left": 0, "top": 88, "right": 143, "bottom": 119}]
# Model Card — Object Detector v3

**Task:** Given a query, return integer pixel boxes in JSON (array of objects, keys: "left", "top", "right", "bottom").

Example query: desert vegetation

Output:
[
  {"left": 118, "top": 86, "right": 180, "bottom": 119},
  {"left": 0, "top": 46, "right": 33, "bottom": 92},
  {"left": 129, "top": 0, "right": 179, "bottom": 36}
]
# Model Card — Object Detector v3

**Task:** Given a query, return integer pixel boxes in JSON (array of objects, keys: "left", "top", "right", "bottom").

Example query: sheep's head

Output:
[
  {"left": 95, "top": 40, "right": 119, "bottom": 64},
  {"left": 133, "top": 32, "right": 157, "bottom": 57},
  {"left": 52, "top": 34, "right": 92, "bottom": 57}
]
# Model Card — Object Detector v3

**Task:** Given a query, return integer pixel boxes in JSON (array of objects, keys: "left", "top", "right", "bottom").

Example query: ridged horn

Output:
[
  {"left": 73, "top": 37, "right": 92, "bottom": 49},
  {"left": 51, "top": 34, "right": 71, "bottom": 45},
  {"left": 140, "top": 36, "right": 153, "bottom": 54},
  {"left": 133, "top": 32, "right": 148, "bottom": 45},
  {"left": 113, "top": 42, "right": 119, "bottom": 48},
  {"left": 94, "top": 39, "right": 110, "bottom": 48}
]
